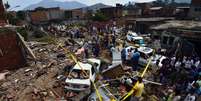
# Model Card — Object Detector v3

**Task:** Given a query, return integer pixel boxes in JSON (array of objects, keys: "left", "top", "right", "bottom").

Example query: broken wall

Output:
[{"left": 0, "top": 28, "right": 26, "bottom": 71}]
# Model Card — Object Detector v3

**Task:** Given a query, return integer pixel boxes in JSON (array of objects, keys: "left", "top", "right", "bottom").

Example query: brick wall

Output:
[
  {"left": 30, "top": 11, "right": 49, "bottom": 24},
  {"left": 0, "top": 29, "right": 26, "bottom": 71},
  {"left": 191, "top": 0, "right": 201, "bottom": 6}
]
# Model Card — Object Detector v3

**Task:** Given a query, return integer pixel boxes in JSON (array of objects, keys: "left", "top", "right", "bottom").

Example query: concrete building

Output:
[
  {"left": 188, "top": 0, "right": 201, "bottom": 20},
  {"left": 100, "top": 4, "right": 123, "bottom": 19},
  {"left": 123, "top": 7, "right": 142, "bottom": 18},
  {"left": 46, "top": 7, "right": 64, "bottom": 20},
  {"left": 72, "top": 9, "right": 85, "bottom": 20},
  {"left": 64, "top": 10, "right": 73, "bottom": 19},
  {"left": 151, "top": 20, "right": 201, "bottom": 57},
  {"left": 175, "top": 7, "right": 190, "bottom": 19},
  {"left": 29, "top": 10, "right": 49, "bottom": 24},
  {"left": 125, "top": 17, "right": 174, "bottom": 34},
  {"left": 64, "top": 9, "right": 85, "bottom": 20},
  {"left": 28, "top": 7, "right": 65, "bottom": 24},
  {"left": 135, "top": 3, "right": 152, "bottom": 17}
]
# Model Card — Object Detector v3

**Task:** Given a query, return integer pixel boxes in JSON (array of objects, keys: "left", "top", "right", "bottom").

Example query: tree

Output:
[
  {"left": 90, "top": 11, "right": 108, "bottom": 22},
  {"left": 16, "top": 11, "right": 26, "bottom": 20}
]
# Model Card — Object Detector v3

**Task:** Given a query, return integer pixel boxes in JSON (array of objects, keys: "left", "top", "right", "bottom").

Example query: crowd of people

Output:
[
  {"left": 154, "top": 53, "right": 201, "bottom": 101},
  {"left": 37, "top": 22, "right": 201, "bottom": 101},
  {"left": 121, "top": 47, "right": 141, "bottom": 71}
]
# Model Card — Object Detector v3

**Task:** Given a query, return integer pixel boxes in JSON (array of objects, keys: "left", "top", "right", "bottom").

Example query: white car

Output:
[
  {"left": 65, "top": 58, "right": 101, "bottom": 91},
  {"left": 138, "top": 47, "right": 167, "bottom": 68},
  {"left": 126, "top": 31, "right": 145, "bottom": 46},
  {"left": 88, "top": 83, "right": 118, "bottom": 101},
  {"left": 126, "top": 31, "right": 138, "bottom": 41}
]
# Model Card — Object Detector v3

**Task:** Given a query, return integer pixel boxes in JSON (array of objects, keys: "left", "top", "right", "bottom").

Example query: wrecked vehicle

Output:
[
  {"left": 125, "top": 46, "right": 167, "bottom": 68},
  {"left": 64, "top": 58, "right": 101, "bottom": 91},
  {"left": 88, "top": 82, "right": 118, "bottom": 101}
]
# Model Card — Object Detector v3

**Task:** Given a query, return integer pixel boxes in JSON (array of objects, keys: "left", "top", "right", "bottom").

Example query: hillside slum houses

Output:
[{"left": 1, "top": 0, "right": 201, "bottom": 101}]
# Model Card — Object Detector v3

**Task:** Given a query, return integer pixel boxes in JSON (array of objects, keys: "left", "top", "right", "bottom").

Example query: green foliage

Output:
[
  {"left": 90, "top": 11, "right": 108, "bottom": 22},
  {"left": 7, "top": 13, "right": 19, "bottom": 25},
  {"left": 33, "top": 30, "right": 45, "bottom": 38},
  {"left": 16, "top": 11, "right": 26, "bottom": 20},
  {"left": 17, "top": 28, "right": 28, "bottom": 41}
]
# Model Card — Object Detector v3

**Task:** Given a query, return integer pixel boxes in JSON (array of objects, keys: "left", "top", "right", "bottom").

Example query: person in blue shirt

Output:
[
  {"left": 131, "top": 49, "right": 140, "bottom": 71},
  {"left": 121, "top": 48, "right": 126, "bottom": 64}
]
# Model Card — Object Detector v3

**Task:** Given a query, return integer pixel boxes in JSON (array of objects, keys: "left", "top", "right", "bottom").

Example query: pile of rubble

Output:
[
  {"left": 0, "top": 35, "right": 163, "bottom": 101},
  {"left": 0, "top": 40, "right": 77, "bottom": 101}
]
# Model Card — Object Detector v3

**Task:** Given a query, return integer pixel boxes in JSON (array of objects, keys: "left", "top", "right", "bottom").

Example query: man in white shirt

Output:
[
  {"left": 175, "top": 61, "right": 181, "bottom": 70},
  {"left": 171, "top": 57, "right": 176, "bottom": 66},
  {"left": 195, "top": 58, "right": 200, "bottom": 68},
  {"left": 185, "top": 59, "right": 192, "bottom": 69}
]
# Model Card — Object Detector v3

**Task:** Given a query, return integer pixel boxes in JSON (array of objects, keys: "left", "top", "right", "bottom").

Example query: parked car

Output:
[
  {"left": 65, "top": 58, "right": 101, "bottom": 91},
  {"left": 126, "top": 31, "right": 145, "bottom": 46},
  {"left": 126, "top": 31, "right": 138, "bottom": 41}
]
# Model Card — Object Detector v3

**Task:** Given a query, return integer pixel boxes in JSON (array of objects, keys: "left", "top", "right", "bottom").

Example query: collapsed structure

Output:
[{"left": 0, "top": 28, "right": 26, "bottom": 71}]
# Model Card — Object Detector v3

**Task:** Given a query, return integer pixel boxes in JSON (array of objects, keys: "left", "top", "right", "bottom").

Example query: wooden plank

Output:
[{"left": 16, "top": 32, "right": 36, "bottom": 60}]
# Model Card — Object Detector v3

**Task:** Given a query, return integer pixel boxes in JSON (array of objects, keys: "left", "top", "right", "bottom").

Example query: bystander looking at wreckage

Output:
[
  {"left": 132, "top": 77, "right": 144, "bottom": 101},
  {"left": 83, "top": 41, "right": 89, "bottom": 59},
  {"left": 131, "top": 49, "right": 140, "bottom": 71}
]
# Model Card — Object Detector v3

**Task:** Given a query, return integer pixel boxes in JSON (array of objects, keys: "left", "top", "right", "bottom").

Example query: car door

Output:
[
  {"left": 127, "top": 34, "right": 132, "bottom": 41},
  {"left": 138, "top": 52, "right": 148, "bottom": 66}
]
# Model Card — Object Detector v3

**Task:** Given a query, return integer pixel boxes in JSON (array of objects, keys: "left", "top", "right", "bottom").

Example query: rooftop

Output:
[
  {"left": 126, "top": 17, "right": 174, "bottom": 22},
  {"left": 151, "top": 20, "right": 201, "bottom": 30}
]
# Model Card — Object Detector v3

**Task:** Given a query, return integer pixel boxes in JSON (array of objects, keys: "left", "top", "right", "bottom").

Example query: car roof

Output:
[
  {"left": 138, "top": 47, "right": 153, "bottom": 54},
  {"left": 73, "top": 62, "right": 92, "bottom": 70},
  {"left": 132, "top": 37, "right": 143, "bottom": 40},
  {"left": 87, "top": 58, "right": 101, "bottom": 65},
  {"left": 128, "top": 31, "right": 138, "bottom": 36}
]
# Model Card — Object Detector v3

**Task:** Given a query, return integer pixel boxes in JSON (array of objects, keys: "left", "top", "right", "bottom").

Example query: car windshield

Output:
[
  {"left": 147, "top": 52, "right": 153, "bottom": 57},
  {"left": 135, "top": 39, "right": 144, "bottom": 45},
  {"left": 68, "top": 69, "right": 90, "bottom": 79}
]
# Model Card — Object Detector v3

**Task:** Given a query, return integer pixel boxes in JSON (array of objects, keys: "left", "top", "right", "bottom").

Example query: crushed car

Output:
[
  {"left": 63, "top": 58, "right": 101, "bottom": 91},
  {"left": 125, "top": 46, "right": 167, "bottom": 68}
]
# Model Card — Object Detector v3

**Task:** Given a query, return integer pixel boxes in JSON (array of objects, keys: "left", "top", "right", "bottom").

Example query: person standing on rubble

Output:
[
  {"left": 83, "top": 41, "right": 89, "bottom": 59},
  {"left": 93, "top": 42, "right": 100, "bottom": 57},
  {"left": 131, "top": 77, "right": 144, "bottom": 101},
  {"left": 131, "top": 49, "right": 140, "bottom": 71},
  {"left": 112, "top": 34, "right": 116, "bottom": 47},
  {"left": 104, "top": 33, "right": 109, "bottom": 49},
  {"left": 121, "top": 48, "right": 126, "bottom": 63}
]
